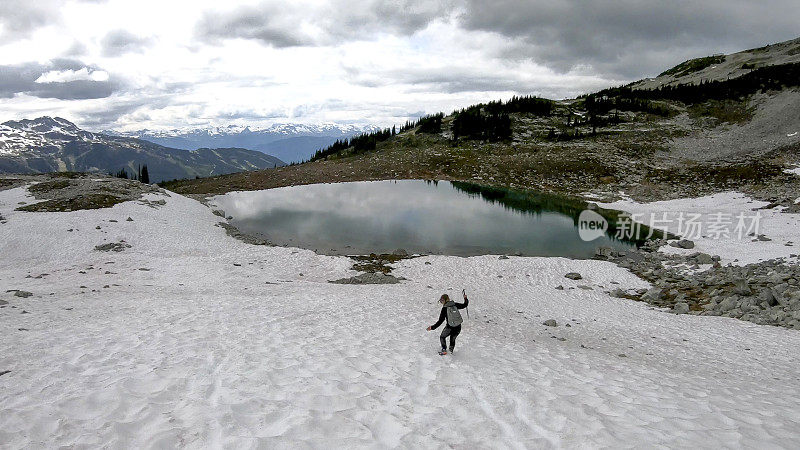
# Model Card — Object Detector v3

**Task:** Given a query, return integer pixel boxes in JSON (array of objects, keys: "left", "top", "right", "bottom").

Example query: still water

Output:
[{"left": 212, "top": 180, "right": 647, "bottom": 258}]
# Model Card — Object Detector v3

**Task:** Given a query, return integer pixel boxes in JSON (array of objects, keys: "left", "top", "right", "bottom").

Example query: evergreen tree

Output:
[{"left": 141, "top": 165, "right": 150, "bottom": 184}]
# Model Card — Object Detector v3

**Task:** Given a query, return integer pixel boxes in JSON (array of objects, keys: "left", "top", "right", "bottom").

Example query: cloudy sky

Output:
[{"left": 1, "top": 0, "right": 797, "bottom": 131}]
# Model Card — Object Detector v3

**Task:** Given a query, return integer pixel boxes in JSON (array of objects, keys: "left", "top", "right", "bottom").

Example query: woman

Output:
[{"left": 427, "top": 290, "right": 469, "bottom": 355}]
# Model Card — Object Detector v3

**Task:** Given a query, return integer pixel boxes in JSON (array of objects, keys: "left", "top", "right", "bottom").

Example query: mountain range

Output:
[
  {"left": 106, "top": 123, "right": 379, "bottom": 164},
  {"left": 0, "top": 117, "right": 286, "bottom": 183}
]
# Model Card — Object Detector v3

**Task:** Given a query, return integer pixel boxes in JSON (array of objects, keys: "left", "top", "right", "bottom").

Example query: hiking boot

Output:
[{"left": 438, "top": 349, "right": 448, "bottom": 355}]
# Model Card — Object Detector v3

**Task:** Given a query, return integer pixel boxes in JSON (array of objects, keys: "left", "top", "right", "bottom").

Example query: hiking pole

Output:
[{"left": 463, "top": 289, "right": 469, "bottom": 319}]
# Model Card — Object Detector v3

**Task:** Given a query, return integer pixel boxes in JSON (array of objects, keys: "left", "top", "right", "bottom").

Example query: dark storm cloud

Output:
[
  {"left": 0, "top": 59, "right": 119, "bottom": 100},
  {"left": 101, "top": 29, "right": 154, "bottom": 57},
  {"left": 196, "top": 0, "right": 453, "bottom": 47},
  {"left": 458, "top": 0, "right": 800, "bottom": 77}
]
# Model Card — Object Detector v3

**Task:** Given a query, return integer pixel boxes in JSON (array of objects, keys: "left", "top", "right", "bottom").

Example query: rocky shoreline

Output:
[{"left": 593, "top": 240, "right": 800, "bottom": 329}]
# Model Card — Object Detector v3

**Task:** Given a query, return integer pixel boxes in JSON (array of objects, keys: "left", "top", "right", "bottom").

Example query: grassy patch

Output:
[
  {"left": 27, "top": 179, "right": 71, "bottom": 195},
  {"left": 660, "top": 55, "right": 726, "bottom": 77},
  {"left": 689, "top": 99, "right": 753, "bottom": 124},
  {"left": 16, "top": 194, "right": 126, "bottom": 212}
]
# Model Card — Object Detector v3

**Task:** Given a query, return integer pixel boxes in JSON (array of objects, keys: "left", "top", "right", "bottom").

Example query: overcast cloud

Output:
[{"left": 0, "top": 0, "right": 797, "bottom": 130}]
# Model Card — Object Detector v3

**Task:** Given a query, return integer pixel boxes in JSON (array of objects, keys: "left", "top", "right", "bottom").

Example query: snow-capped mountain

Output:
[
  {"left": 106, "top": 123, "right": 380, "bottom": 163},
  {"left": 0, "top": 117, "right": 286, "bottom": 182}
]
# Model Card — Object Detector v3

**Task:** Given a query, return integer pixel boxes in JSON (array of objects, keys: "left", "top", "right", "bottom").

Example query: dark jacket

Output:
[{"left": 430, "top": 297, "right": 469, "bottom": 330}]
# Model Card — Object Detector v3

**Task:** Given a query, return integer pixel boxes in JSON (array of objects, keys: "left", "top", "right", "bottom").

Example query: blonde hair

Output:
[{"left": 440, "top": 294, "right": 450, "bottom": 303}]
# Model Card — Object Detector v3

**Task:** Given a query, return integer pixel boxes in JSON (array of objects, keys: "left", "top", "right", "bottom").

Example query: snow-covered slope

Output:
[
  {"left": 2, "top": 185, "right": 800, "bottom": 447},
  {"left": 0, "top": 117, "right": 286, "bottom": 181}
]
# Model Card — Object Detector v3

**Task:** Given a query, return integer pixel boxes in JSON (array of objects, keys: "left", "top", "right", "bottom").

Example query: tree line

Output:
[{"left": 113, "top": 164, "right": 150, "bottom": 183}]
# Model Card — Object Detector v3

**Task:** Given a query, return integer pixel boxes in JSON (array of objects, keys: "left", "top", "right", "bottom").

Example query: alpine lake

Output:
[{"left": 212, "top": 180, "right": 663, "bottom": 259}]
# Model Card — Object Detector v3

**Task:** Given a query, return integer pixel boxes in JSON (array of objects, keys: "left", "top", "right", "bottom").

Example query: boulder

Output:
[
  {"left": 610, "top": 288, "right": 627, "bottom": 298},
  {"left": 673, "top": 302, "right": 690, "bottom": 314},
  {"left": 13, "top": 290, "right": 33, "bottom": 298},
  {"left": 595, "top": 246, "right": 613, "bottom": 259},
  {"left": 733, "top": 279, "right": 752, "bottom": 296},
  {"left": 542, "top": 319, "right": 558, "bottom": 327},
  {"left": 641, "top": 288, "right": 663, "bottom": 302},
  {"left": 564, "top": 272, "right": 582, "bottom": 280},
  {"left": 669, "top": 239, "right": 695, "bottom": 249},
  {"left": 392, "top": 248, "right": 409, "bottom": 257}
]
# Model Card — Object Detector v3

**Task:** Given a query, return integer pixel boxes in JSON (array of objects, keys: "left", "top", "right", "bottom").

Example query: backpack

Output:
[{"left": 444, "top": 301, "right": 463, "bottom": 327}]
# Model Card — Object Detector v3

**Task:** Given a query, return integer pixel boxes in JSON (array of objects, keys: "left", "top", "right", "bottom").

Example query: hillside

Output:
[
  {"left": 0, "top": 117, "right": 286, "bottom": 182},
  {"left": 165, "top": 37, "right": 800, "bottom": 207}
]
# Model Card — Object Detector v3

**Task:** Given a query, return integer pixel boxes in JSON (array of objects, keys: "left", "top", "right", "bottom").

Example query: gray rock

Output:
[
  {"left": 392, "top": 248, "right": 409, "bottom": 257},
  {"left": 669, "top": 239, "right": 695, "bottom": 249},
  {"left": 673, "top": 302, "right": 690, "bottom": 314},
  {"left": 498, "top": 255, "right": 509, "bottom": 260},
  {"left": 641, "top": 288, "right": 663, "bottom": 301},
  {"left": 595, "top": 246, "right": 613, "bottom": 259},
  {"left": 695, "top": 253, "right": 715, "bottom": 265},
  {"left": 733, "top": 279, "right": 752, "bottom": 296},
  {"left": 211, "top": 209, "right": 226, "bottom": 218},
  {"left": 610, "top": 288, "right": 627, "bottom": 298},
  {"left": 543, "top": 319, "right": 558, "bottom": 327},
  {"left": 13, "top": 290, "right": 33, "bottom": 298},
  {"left": 94, "top": 242, "right": 132, "bottom": 252},
  {"left": 126, "top": 216, "right": 134, "bottom": 222},
  {"left": 718, "top": 297, "right": 737, "bottom": 312},
  {"left": 564, "top": 272, "right": 582, "bottom": 280},
  {"left": 759, "top": 289, "right": 778, "bottom": 307}
]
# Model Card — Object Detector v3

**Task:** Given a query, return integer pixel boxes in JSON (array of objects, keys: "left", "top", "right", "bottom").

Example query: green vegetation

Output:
[
  {"left": 114, "top": 164, "right": 150, "bottom": 183},
  {"left": 310, "top": 127, "right": 397, "bottom": 161},
  {"left": 27, "top": 179, "right": 71, "bottom": 194},
  {"left": 601, "top": 62, "right": 800, "bottom": 104},
  {"left": 400, "top": 113, "right": 444, "bottom": 134},
  {"left": 16, "top": 194, "right": 126, "bottom": 212},
  {"left": 452, "top": 107, "right": 511, "bottom": 142},
  {"left": 659, "top": 55, "right": 726, "bottom": 77},
  {"left": 689, "top": 99, "right": 753, "bottom": 124}
]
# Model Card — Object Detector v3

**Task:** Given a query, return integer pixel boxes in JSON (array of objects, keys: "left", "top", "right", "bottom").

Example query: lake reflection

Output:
[{"left": 211, "top": 180, "right": 641, "bottom": 258}]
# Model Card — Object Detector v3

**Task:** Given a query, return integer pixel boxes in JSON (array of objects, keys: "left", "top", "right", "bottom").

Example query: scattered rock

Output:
[
  {"left": 555, "top": 285, "right": 565, "bottom": 290},
  {"left": 13, "top": 290, "right": 33, "bottom": 298},
  {"left": 211, "top": 209, "right": 226, "bottom": 218},
  {"left": 94, "top": 242, "right": 131, "bottom": 252},
  {"left": 564, "top": 272, "right": 582, "bottom": 280},
  {"left": 330, "top": 272, "right": 403, "bottom": 285},
  {"left": 126, "top": 217, "right": 134, "bottom": 222},
  {"left": 392, "top": 248, "right": 409, "bottom": 257},
  {"left": 498, "top": 255, "right": 509, "bottom": 260},
  {"left": 595, "top": 246, "right": 613, "bottom": 259},
  {"left": 0, "top": 370, "right": 10, "bottom": 377},
  {"left": 543, "top": 319, "right": 558, "bottom": 327}
]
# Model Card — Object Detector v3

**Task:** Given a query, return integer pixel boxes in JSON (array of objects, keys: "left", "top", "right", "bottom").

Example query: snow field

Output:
[
  {"left": 1, "top": 186, "right": 800, "bottom": 448},
  {"left": 602, "top": 191, "right": 800, "bottom": 265}
]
